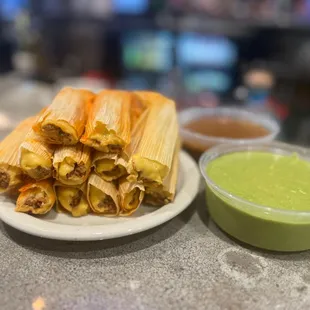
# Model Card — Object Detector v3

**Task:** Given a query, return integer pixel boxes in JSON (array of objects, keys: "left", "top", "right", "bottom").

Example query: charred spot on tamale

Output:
[
  {"left": 0, "top": 170, "right": 10, "bottom": 189},
  {"left": 42, "top": 124, "right": 73, "bottom": 144}
]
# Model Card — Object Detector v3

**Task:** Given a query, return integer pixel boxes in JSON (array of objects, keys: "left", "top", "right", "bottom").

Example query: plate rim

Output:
[{"left": 0, "top": 150, "right": 200, "bottom": 241}]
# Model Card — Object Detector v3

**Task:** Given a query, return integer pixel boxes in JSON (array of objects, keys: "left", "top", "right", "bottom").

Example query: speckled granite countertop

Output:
[
  {"left": 1, "top": 79, "right": 310, "bottom": 310},
  {"left": 2, "top": 187, "right": 310, "bottom": 310}
]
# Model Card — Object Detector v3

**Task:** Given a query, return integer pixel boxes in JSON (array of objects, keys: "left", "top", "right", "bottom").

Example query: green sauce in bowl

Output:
[
  {"left": 207, "top": 152, "right": 310, "bottom": 212},
  {"left": 200, "top": 143, "right": 310, "bottom": 252}
]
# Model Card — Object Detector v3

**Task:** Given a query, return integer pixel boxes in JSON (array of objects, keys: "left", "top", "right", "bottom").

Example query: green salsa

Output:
[{"left": 207, "top": 151, "right": 310, "bottom": 211}]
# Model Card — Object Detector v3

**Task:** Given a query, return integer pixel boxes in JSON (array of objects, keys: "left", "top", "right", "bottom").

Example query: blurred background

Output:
[{"left": 1, "top": 0, "right": 310, "bottom": 145}]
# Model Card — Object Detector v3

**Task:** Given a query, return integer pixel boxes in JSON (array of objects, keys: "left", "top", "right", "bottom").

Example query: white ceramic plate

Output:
[{"left": 0, "top": 151, "right": 200, "bottom": 241}]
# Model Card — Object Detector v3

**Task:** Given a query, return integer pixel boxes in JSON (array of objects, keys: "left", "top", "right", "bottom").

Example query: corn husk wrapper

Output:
[
  {"left": 53, "top": 143, "right": 91, "bottom": 186},
  {"left": 20, "top": 128, "right": 55, "bottom": 180},
  {"left": 87, "top": 173, "right": 120, "bottom": 216},
  {"left": 0, "top": 117, "right": 35, "bottom": 193},
  {"left": 33, "top": 87, "right": 94, "bottom": 145},
  {"left": 54, "top": 181, "right": 90, "bottom": 217},
  {"left": 15, "top": 179, "right": 56, "bottom": 214},
  {"left": 123, "top": 108, "right": 149, "bottom": 163},
  {"left": 119, "top": 178, "right": 144, "bottom": 216},
  {"left": 92, "top": 151, "right": 127, "bottom": 182},
  {"left": 144, "top": 139, "right": 180, "bottom": 206},
  {"left": 80, "top": 90, "right": 132, "bottom": 153},
  {"left": 134, "top": 91, "right": 168, "bottom": 107},
  {"left": 130, "top": 92, "right": 147, "bottom": 130},
  {"left": 126, "top": 96, "right": 178, "bottom": 184}
]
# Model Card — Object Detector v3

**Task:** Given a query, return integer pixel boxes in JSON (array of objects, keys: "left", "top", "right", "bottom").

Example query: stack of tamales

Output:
[{"left": 0, "top": 87, "right": 179, "bottom": 217}]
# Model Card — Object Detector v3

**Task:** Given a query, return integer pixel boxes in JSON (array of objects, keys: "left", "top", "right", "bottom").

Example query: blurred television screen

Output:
[
  {"left": 122, "top": 31, "right": 174, "bottom": 72},
  {"left": 184, "top": 70, "right": 232, "bottom": 94},
  {"left": 177, "top": 33, "right": 238, "bottom": 68},
  {"left": 112, "top": 0, "right": 149, "bottom": 14}
]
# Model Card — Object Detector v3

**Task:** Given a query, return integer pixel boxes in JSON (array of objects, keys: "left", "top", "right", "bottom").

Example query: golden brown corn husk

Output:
[
  {"left": 54, "top": 181, "right": 90, "bottom": 217},
  {"left": 134, "top": 91, "right": 169, "bottom": 107},
  {"left": 119, "top": 178, "right": 144, "bottom": 216},
  {"left": 144, "top": 139, "right": 180, "bottom": 206},
  {"left": 122, "top": 108, "right": 149, "bottom": 163},
  {"left": 53, "top": 143, "right": 91, "bottom": 186},
  {"left": 126, "top": 95, "right": 178, "bottom": 184},
  {"left": 33, "top": 87, "right": 94, "bottom": 145},
  {"left": 0, "top": 117, "right": 36, "bottom": 193},
  {"left": 92, "top": 151, "right": 127, "bottom": 182},
  {"left": 20, "top": 128, "right": 55, "bottom": 180},
  {"left": 15, "top": 179, "right": 56, "bottom": 214},
  {"left": 87, "top": 173, "right": 120, "bottom": 216},
  {"left": 80, "top": 90, "right": 132, "bottom": 153},
  {"left": 130, "top": 92, "right": 148, "bottom": 130}
]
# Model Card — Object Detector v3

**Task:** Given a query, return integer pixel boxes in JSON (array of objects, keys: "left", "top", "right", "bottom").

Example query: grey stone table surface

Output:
[
  {"left": 1, "top": 79, "right": 310, "bottom": 310},
  {"left": 2, "top": 183, "right": 310, "bottom": 310}
]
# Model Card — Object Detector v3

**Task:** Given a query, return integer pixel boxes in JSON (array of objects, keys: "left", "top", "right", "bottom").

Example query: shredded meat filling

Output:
[
  {"left": 128, "top": 190, "right": 139, "bottom": 206},
  {"left": 70, "top": 190, "right": 83, "bottom": 207},
  {"left": 67, "top": 164, "right": 86, "bottom": 179},
  {"left": 98, "top": 196, "right": 116, "bottom": 212},
  {"left": 32, "top": 166, "right": 50, "bottom": 179},
  {"left": 0, "top": 171, "right": 10, "bottom": 189},
  {"left": 42, "top": 124, "right": 72, "bottom": 143},
  {"left": 24, "top": 192, "right": 47, "bottom": 209},
  {"left": 145, "top": 192, "right": 167, "bottom": 205},
  {"left": 107, "top": 145, "right": 122, "bottom": 153}
]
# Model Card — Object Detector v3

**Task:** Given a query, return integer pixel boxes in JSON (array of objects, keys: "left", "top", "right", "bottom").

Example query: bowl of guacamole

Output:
[{"left": 199, "top": 142, "right": 310, "bottom": 252}]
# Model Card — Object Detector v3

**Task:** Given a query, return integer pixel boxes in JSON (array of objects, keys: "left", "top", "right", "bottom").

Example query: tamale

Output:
[
  {"left": 0, "top": 117, "right": 35, "bottom": 193},
  {"left": 80, "top": 90, "right": 132, "bottom": 153},
  {"left": 127, "top": 95, "right": 178, "bottom": 184},
  {"left": 33, "top": 87, "right": 94, "bottom": 145},
  {"left": 87, "top": 173, "right": 120, "bottom": 216},
  {"left": 16, "top": 179, "right": 56, "bottom": 214},
  {"left": 144, "top": 140, "right": 180, "bottom": 205},
  {"left": 119, "top": 178, "right": 144, "bottom": 216},
  {"left": 92, "top": 151, "right": 127, "bottom": 182},
  {"left": 53, "top": 143, "right": 91, "bottom": 185},
  {"left": 54, "top": 181, "right": 90, "bottom": 217},
  {"left": 20, "top": 128, "right": 54, "bottom": 180}
]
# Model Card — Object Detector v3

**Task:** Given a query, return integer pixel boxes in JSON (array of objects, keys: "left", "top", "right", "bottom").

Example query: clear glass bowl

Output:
[
  {"left": 199, "top": 142, "right": 310, "bottom": 252},
  {"left": 179, "top": 107, "right": 280, "bottom": 152}
]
